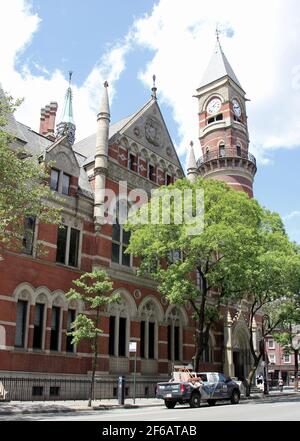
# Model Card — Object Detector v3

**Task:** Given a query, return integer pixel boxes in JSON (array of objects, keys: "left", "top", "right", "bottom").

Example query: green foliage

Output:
[
  {"left": 125, "top": 177, "right": 300, "bottom": 370},
  {"left": 66, "top": 269, "right": 119, "bottom": 347},
  {"left": 0, "top": 92, "right": 61, "bottom": 250}
]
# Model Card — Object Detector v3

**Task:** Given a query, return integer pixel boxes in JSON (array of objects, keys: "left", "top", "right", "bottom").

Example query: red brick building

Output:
[{"left": 0, "top": 41, "right": 262, "bottom": 398}]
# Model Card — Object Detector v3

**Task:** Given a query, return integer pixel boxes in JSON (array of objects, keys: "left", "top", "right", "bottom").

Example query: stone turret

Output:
[{"left": 94, "top": 81, "right": 110, "bottom": 228}]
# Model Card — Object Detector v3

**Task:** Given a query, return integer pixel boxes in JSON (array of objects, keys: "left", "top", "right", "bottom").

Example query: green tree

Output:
[
  {"left": 220, "top": 209, "right": 300, "bottom": 395},
  {"left": 126, "top": 177, "right": 264, "bottom": 371},
  {"left": 273, "top": 291, "right": 300, "bottom": 391},
  {"left": 0, "top": 92, "right": 60, "bottom": 254},
  {"left": 66, "top": 269, "right": 120, "bottom": 407}
]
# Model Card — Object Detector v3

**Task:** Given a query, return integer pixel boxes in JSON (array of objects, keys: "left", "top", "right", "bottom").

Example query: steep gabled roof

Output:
[{"left": 198, "top": 41, "right": 243, "bottom": 91}]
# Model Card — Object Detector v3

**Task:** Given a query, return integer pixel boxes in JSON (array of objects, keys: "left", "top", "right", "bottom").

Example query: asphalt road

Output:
[{"left": 2, "top": 395, "right": 300, "bottom": 421}]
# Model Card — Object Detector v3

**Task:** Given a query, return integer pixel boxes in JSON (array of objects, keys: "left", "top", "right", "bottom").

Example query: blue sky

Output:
[{"left": 1, "top": 0, "right": 300, "bottom": 243}]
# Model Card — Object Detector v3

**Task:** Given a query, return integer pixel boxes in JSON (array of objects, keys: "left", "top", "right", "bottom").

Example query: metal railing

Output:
[
  {"left": 0, "top": 377, "right": 159, "bottom": 402},
  {"left": 197, "top": 148, "right": 256, "bottom": 167}
]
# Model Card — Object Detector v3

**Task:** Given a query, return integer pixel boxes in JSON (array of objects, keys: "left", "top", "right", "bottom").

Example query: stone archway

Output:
[{"left": 232, "top": 323, "right": 251, "bottom": 380}]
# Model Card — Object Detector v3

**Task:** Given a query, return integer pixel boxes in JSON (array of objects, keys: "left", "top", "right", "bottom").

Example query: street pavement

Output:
[{"left": 0, "top": 387, "right": 299, "bottom": 418}]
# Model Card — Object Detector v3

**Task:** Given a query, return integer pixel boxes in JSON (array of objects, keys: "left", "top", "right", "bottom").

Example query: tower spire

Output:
[
  {"left": 56, "top": 71, "right": 76, "bottom": 145},
  {"left": 186, "top": 141, "right": 198, "bottom": 183}
]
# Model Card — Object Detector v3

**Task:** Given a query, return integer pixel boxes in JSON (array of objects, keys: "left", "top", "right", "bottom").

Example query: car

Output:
[{"left": 156, "top": 369, "right": 241, "bottom": 409}]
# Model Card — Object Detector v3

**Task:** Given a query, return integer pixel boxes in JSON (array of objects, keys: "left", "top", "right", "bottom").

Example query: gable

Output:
[
  {"left": 120, "top": 99, "right": 182, "bottom": 170},
  {"left": 45, "top": 137, "right": 80, "bottom": 178}
]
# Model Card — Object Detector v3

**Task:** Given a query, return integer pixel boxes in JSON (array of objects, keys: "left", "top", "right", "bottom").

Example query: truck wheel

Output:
[
  {"left": 230, "top": 390, "right": 240, "bottom": 405},
  {"left": 165, "top": 400, "right": 176, "bottom": 409},
  {"left": 207, "top": 399, "right": 216, "bottom": 406},
  {"left": 189, "top": 392, "right": 201, "bottom": 408}
]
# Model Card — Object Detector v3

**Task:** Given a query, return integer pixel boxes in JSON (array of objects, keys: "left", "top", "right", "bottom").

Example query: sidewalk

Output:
[{"left": 0, "top": 388, "right": 299, "bottom": 416}]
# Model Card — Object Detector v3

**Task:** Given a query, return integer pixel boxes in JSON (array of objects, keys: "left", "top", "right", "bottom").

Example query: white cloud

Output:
[
  {"left": 1, "top": 0, "right": 300, "bottom": 166},
  {"left": 283, "top": 211, "right": 300, "bottom": 222},
  {"left": 0, "top": 0, "right": 131, "bottom": 141},
  {"left": 132, "top": 0, "right": 300, "bottom": 164}
]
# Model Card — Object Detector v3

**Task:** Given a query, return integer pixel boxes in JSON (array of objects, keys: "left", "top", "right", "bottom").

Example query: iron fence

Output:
[{"left": 0, "top": 376, "right": 159, "bottom": 402}]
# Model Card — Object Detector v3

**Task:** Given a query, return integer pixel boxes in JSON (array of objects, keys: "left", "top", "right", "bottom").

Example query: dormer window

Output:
[
  {"left": 62, "top": 173, "right": 70, "bottom": 195},
  {"left": 50, "top": 169, "right": 59, "bottom": 191},
  {"left": 50, "top": 168, "right": 72, "bottom": 196}
]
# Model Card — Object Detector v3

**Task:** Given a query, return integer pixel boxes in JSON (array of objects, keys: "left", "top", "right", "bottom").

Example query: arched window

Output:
[
  {"left": 108, "top": 296, "right": 132, "bottom": 357},
  {"left": 140, "top": 300, "right": 159, "bottom": 360},
  {"left": 200, "top": 333, "right": 214, "bottom": 363},
  {"left": 112, "top": 200, "right": 131, "bottom": 267},
  {"left": 219, "top": 143, "right": 226, "bottom": 157},
  {"left": 33, "top": 293, "right": 48, "bottom": 350},
  {"left": 167, "top": 308, "right": 183, "bottom": 362},
  {"left": 236, "top": 144, "right": 242, "bottom": 157}
]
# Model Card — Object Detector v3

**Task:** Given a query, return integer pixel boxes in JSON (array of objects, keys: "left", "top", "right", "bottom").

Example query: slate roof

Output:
[
  {"left": 198, "top": 41, "right": 243, "bottom": 90},
  {"left": 73, "top": 114, "right": 135, "bottom": 159}
]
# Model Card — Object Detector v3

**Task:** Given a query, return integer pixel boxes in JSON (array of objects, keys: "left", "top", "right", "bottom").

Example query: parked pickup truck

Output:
[{"left": 156, "top": 369, "right": 240, "bottom": 409}]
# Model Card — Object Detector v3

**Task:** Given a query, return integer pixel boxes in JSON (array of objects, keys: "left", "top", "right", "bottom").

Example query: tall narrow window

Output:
[
  {"left": 62, "top": 173, "right": 71, "bottom": 196},
  {"left": 174, "top": 325, "right": 180, "bottom": 361},
  {"left": 236, "top": 145, "right": 242, "bottom": 157},
  {"left": 118, "top": 317, "right": 126, "bottom": 356},
  {"left": 109, "top": 316, "right": 115, "bottom": 356},
  {"left": 15, "top": 300, "right": 28, "bottom": 348},
  {"left": 148, "top": 322, "right": 155, "bottom": 359},
  {"left": 140, "top": 321, "right": 145, "bottom": 359},
  {"left": 112, "top": 218, "right": 131, "bottom": 266},
  {"left": 33, "top": 303, "right": 44, "bottom": 349},
  {"left": 148, "top": 164, "right": 155, "bottom": 182},
  {"left": 66, "top": 309, "right": 75, "bottom": 353},
  {"left": 128, "top": 154, "right": 136, "bottom": 172},
  {"left": 219, "top": 143, "right": 225, "bottom": 157},
  {"left": 50, "top": 169, "right": 59, "bottom": 191},
  {"left": 167, "top": 325, "right": 172, "bottom": 361},
  {"left": 68, "top": 228, "right": 80, "bottom": 267},
  {"left": 56, "top": 226, "right": 68, "bottom": 264},
  {"left": 50, "top": 306, "right": 60, "bottom": 351},
  {"left": 166, "top": 174, "right": 172, "bottom": 186},
  {"left": 22, "top": 216, "right": 36, "bottom": 255}
]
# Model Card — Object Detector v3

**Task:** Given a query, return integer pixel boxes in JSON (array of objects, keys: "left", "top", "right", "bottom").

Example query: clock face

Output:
[
  {"left": 207, "top": 98, "right": 222, "bottom": 115},
  {"left": 232, "top": 99, "right": 242, "bottom": 117}
]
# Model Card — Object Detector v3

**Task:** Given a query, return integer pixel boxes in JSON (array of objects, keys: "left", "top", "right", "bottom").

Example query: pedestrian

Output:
[{"left": 278, "top": 378, "right": 283, "bottom": 392}]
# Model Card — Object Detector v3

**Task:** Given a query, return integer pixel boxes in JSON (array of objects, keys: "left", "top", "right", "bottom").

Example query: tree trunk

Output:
[
  {"left": 294, "top": 349, "right": 299, "bottom": 391},
  {"left": 88, "top": 308, "right": 100, "bottom": 407}
]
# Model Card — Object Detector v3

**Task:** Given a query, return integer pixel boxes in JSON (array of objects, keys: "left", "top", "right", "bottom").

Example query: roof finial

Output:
[
  {"left": 151, "top": 74, "right": 157, "bottom": 99},
  {"left": 104, "top": 80, "right": 109, "bottom": 88},
  {"left": 216, "top": 25, "right": 220, "bottom": 42},
  {"left": 68, "top": 70, "right": 73, "bottom": 86}
]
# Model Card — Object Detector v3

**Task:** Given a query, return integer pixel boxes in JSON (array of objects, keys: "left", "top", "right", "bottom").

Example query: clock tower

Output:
[{"left": 194, "top": 38, "right": 256, "bottom": 197}]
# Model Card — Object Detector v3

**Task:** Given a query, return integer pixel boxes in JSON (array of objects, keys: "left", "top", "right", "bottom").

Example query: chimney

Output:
[{"left": 39, "top": 102, "right": 58, "bottom": 141}]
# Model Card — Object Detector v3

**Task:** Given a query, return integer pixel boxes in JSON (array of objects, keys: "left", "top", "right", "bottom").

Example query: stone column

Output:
[{"left": 224, "top": 310, "right": 234, "bottom": 377}]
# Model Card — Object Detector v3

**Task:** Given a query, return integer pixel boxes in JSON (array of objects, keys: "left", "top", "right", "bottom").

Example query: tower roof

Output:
[
  {"left": 186, "top": 141, "right": 197, "bottom": 171},
  {"left": 98, "top": 81, "right": 110, "bottom": 117},
  {"left": 198, "top": 41, "right": 243, "bottom": 90},
  {"left": 59, "top": 72, "right": 75, "bottom": 125}
]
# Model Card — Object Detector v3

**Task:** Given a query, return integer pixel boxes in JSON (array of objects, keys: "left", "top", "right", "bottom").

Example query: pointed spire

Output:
[
  {"left": 197, "top": 35, "right": 243, "bottom": 91},
  {"left": 186, "top": 141, "right": 198, "bottom": 183},
  {"left": 98, "top": 81, "right": 110, "bottom": 118},
  {"left": 151, "top": 74, "right": 157, "bottom": 100},
  {"left": 56, "top": 71, "right": 76, "bottom": 145}
]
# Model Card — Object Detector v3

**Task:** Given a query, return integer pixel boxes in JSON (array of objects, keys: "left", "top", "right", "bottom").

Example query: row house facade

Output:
[{"left": 0, "top": 40, "right": 263, "bottom": 399}]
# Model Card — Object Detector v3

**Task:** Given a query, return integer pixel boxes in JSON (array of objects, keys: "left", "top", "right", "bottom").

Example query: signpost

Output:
[{"left": 129, "top": 341, "right": 137, "bottom": 404}]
